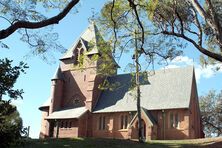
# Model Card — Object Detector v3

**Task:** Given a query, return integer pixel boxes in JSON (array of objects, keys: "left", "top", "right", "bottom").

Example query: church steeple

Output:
[
  {"left": 60, "top": 21, "right": 104, "bottom": 60},
  {"left": 58, "top": 22, "right": 119, "bottom": 111}
]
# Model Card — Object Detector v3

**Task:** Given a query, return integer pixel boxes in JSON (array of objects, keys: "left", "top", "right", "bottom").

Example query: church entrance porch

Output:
[{"left": 45, "top": 107, "right": 89, "bottom": 138}]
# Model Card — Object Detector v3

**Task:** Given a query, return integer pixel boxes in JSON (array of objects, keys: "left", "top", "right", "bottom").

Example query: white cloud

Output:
[
  {"left": 171, "top": 56, "right": 194, "bottom": 65},
  {"left": 163, "top": 56, "right": 222, "bottom": 83}
]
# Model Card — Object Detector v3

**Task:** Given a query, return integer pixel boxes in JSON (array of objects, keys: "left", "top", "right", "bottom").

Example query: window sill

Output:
[{"left": 118, "top": 129, "right": 128, "bottom": 132}]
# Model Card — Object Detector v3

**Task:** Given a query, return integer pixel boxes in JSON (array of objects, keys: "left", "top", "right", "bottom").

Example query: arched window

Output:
[
  {"left": 169, "top": 112, "right": 179, "bottom": 128},
  {"left": 79, "top": 48, "right": 84, "bottom": 65},
  {"left": 74, "top": 49, "right": 79, "bottom": 65},
  {"left": 120, "top": 115, "right": 128, "bottom": 129},
  {"left": 98, "top": 116, "right": 106, "bottom": 130}
]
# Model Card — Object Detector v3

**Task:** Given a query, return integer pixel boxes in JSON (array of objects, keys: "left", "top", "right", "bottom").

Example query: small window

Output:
[
  {"left": 60, "top": 121, "right": 64, "bottom": 128},
  {"left": 170, "top": 113, "right": 174, "bottom": 128},
  {"left": 120, "top": 115, "right": 128, "bottom": 129},
  {"left": 175, "top": 113, "right": 179, "bottom": 128},
  {"left": 169, "top": 112, "right": 179, "bottom": 128},
  {"left": 74, "top": 49, "right": 79, "bottom": 65},
  {"left": 69, "top": 121, "right": 72, "bottom": 128},
  {"left": 99, "top": 116, "right": 102, "bottom": 130},
  {"left": 79, "top": 48, "right": 84, "bottom": 65},
  {"left": 84, "top": 75, "right": 86, "bottom": 81},
  {"left": 99, "top": 116, "right": 106, "bottom": 130},
  {"left": 125, "top": 115, "right": 128, "bottom": 129},
  {"left": 65, "top": 121, "right": 68, "bottom": 128},
  {"left": 72, "top": 95, "right": 82, "bottom": 107}
]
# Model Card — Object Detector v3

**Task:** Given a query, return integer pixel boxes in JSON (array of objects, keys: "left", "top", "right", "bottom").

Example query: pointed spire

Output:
[
  {"left": 60, "top": 21, "right": 104, "bottom": 60},
  {"left": 51, "top": 66, "right": 63, "bottom": 80}
]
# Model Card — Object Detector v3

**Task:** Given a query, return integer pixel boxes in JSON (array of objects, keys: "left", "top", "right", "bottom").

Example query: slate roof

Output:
[
  {"left": 60, "top": 22, "right": 103, "bottom": 60},
  {"left": 93, "top": 66, "right": 194, "bottom": 113},
  {"left": 46, "top": 107, "right": 88, "bottom": 119},
  {"left": 142, "top": 108, "right": 157, "bottom": 125},
  {"left": 128, "top": 108, "right": 157, "bottom": 127}
]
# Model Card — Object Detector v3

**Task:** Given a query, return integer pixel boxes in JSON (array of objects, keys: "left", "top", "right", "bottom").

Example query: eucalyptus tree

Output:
[
  {"left": 0, "top": 58, "right": 28, "bottom": 147},
  {"left": 200, "top": 90, "right": 222, "bottom": 137},
  {"left": 97, "top": 0, "right": 181, "bottom": 142},
  {"left": 1, "top": 0, "right": 222, "bottom": 65},
  {"left": 0, "top": 0, "right": 80, "bottom": 59},
  {"left": 145, "top": 0, "right": 222, "bottom": 65}
]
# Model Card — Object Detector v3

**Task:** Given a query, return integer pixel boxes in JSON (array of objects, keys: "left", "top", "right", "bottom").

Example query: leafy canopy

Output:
[
  {"left": 0, "top": 58, "right": 28, "bottom": 147},
  {"left": 200, "top": 90, "right": 222, "bottom": 137}
]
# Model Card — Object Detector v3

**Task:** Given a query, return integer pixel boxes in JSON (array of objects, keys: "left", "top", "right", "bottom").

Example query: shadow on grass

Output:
[{"left": 12, "top": 138, "right": 222, "bottom": 148}]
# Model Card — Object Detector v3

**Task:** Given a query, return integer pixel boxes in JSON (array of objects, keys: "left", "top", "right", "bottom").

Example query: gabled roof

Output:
[
  {"left": 60, "top": 22, "right": 104, "bottom": 60},
  {"left": 129, "top": 108, "right": 157, "bottom": 127},
  {"left": 93, "top": 66, "right": 194, "bottom": 113},
  {"left": 45, "top": 107, "right": 88, "bottom": 119}
]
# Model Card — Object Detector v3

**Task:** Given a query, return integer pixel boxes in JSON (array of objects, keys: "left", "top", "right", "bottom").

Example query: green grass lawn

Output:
[{"left": 13, "top": 137, "right": 222, "bottom": 148}]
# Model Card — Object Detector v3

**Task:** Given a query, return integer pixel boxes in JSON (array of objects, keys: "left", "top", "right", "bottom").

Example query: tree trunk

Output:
[{"left": 135, "top": 30, "right": 143, "bottom": 143}]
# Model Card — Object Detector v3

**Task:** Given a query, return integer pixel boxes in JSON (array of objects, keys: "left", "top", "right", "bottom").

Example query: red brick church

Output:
[{"left": 39, "top": 22, "right": 204, "bottom": 140}]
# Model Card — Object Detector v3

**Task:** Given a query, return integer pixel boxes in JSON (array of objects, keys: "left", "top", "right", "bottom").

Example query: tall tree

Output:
[
  {"left": 200, "top": 90, "right": 222, "bottom": 137},
  {"left": 0, "top": 0, "right": 80, "bottom": 58},
  {"left": 0, "top": 58, "right": 28, "bottom": 147},
  {"left": 148, "top": 0, "right": 222, "bottom": 64},
  {"left": 1, "top": 0, "right": 221, "bottom": 65},
  {"left": 98, "top": 0, "right": 181, "bottom": 142}
]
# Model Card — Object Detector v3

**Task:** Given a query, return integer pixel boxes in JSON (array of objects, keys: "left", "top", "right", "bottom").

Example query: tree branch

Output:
[
  {"left": 0, "top": 16, "right": 12, "bottom": 25},
  {"left": 111, "top": 0, "right": 117, "bottom": 53},
  {"left": 0, "top": 0, "right": 80, "bottom": 40},
  {"left": 190, "top": 0, "right": 222, "bottom": 49},
  {"left": 190, "top": 5, "right": 203, "bottom": 46},
  {"left": 205, "top": 0, "right": 222, "bottom": 49},
  {"left": 128, "top": 0, "right": 145, "bottom": 52},
  {"left": 203, "top": 118, "right": 222, "bottom": 134},
  {"left": 161, "top": 30, "right": 222, "bottom": 62}
]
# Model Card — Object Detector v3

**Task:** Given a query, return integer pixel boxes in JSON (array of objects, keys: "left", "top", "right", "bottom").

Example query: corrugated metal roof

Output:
[
  {"left": 93, "top": 66, "right": 194, "bottom": 113},
  {"left": 46, "top": 107, "right": 88, "bottom": 119}
]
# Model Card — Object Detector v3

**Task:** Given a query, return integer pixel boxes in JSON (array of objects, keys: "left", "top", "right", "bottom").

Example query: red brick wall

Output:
[
  {"left": 39, "top": 108, "right": 49, "bottom": 138},
  {"left": 156, "top": 109, "right": 190, "bottom": 140},
  {"left": 60, "top": 57, "right": 105, "bottom": 112},
  {"left": 52, "top": 119, "right": 79, "bottom": 138},
  {"left": 92, "top": 112, "right": 134, "bottom": 139},
  {"left": 91, "top": 108, "right": 199, "bottom": 140},
  {"left": 188, "top": 73, "right": 203, "bottom": 138}
]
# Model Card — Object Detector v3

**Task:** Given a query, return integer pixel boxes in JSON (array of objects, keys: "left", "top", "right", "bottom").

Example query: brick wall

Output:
[{"left": 39, "top": 108, "right": 49, "bottom": 138}]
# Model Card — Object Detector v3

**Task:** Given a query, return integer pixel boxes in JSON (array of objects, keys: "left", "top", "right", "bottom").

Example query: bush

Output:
[{"left": 0, "top": 100, "right": 23, "bottom": 148}]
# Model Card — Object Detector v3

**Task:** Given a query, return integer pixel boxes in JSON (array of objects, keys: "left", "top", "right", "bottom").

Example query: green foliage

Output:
[
  {"left": 0, "top": 58, "right": 28, "bottom": 100},
  {"left": 98, "top": 79, "right": 121, "bottom": 91},
  {"left": 0, "top": 58, "right": 28, "bottom": 147},
  {"left": 0, "top": 0, "right": 76, "bottom": 59},
  {"left": 200, "top": 90, "right": 222, "bottom": 137},
  {"left": 0, "top": 100, "right": 23, "bottom": 148},
  {"left": 149, "top": 0, "right": 222, "bottom": 65},
  {"left": 146, "top": 0, "right": 158, "bottom": 20},
  {"left": 98, "top": 0, "right": 183, "bottom": 69}
]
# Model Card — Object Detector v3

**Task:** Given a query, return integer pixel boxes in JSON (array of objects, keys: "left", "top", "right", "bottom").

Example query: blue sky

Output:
[{"left": 0, "top": 0, "right": 222, "bottom": 138}]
